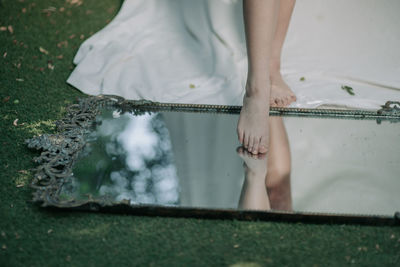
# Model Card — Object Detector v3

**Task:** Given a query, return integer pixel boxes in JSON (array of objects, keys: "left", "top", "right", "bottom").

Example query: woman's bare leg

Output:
[
  {"left": 236, "top": 116, "right": 292, "bottom": 211},
  {"left": 269, "top": 0, "right": 297, "bottom": 107},
  {"left": 237, "top": 0, "right": 279, "bottom": 155},
  {"left": 237, "top": 147, "right": 271, "bottom": 210},
  {"left": 265, "top": 117, "right": 293, "bottom": 211}
]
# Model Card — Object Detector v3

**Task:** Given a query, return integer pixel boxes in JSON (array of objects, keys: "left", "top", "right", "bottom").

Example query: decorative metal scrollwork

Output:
[{"left": 377, "top": 101, "right": 400, "bottom": 116}]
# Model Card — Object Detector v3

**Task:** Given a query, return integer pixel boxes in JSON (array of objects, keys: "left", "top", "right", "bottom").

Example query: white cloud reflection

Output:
[{"left": 97, "top": 112, "right": 179, "bottom": 205}]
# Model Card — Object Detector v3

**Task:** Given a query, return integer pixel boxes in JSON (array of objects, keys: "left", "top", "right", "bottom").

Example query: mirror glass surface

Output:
[{"left": 59, "top": 107, "right": 400, "bottom": 216}]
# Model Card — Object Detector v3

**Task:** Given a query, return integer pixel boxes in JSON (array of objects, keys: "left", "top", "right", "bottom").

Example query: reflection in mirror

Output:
[{"left": 60, "top": 107, "right": 400, "bottom": 216}]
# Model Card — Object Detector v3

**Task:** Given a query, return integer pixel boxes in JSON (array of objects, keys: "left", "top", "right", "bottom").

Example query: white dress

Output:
[{"left": 67, "top": 0, "right": 400, "bottom": 110}]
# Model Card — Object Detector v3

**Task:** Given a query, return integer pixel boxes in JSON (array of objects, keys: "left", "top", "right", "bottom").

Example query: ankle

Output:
[
  {"left": 269, "top": 59, "right": 281, "bottom": 76},
  {"left": 245, "top": 81, "right": 270, "bottom": 98}
]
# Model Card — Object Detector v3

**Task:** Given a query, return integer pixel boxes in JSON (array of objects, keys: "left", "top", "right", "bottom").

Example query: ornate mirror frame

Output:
[{"left": 25, "top": 95, "right": 400, "bottom": 226}]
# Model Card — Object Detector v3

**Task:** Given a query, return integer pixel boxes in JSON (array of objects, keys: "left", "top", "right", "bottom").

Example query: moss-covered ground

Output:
[{"left": 0, "top": 0, "right": 399, "bottom": 266}]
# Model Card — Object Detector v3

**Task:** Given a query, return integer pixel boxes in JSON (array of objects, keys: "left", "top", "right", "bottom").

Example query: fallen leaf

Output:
[
  {"left": 47, "top": 229, "right": 53, "bottom": 234},
  {"left": 300, "top": 77, "right": 305, "bottom": 81},
  {"left": 39, "top": 46, "right": 49, "bottom": 55},
  {"left": 48, "top": 63, "right": 54, "bottom": 70},
  {"left": 13, "top": 119, "right": 19, "bottom": 126},
  {"left": 18, "top": 170, "right": 28, "bottom": 174},
  {"left": 80, "top": 34, "right": 85, "bottom": 39},
  {"left": 22, "top": 8, "right": 27, "bottom": 13},
  {"left": 0, "top": 26, "right": 7, "bottom": 31},
  {"left": 233, "top": 244, "right": 240, "bottom": 248},
  {"left": 42, "top": 7, "right": 56, "bottom": 13},
  {"left": 16, "top": 184, "right": 25, "bottom": 188},
  {"left": 56, "top": 54, "right": 64, "bottom": 59},
  {"left": 16, "top": 78, "right": 24, "bottom": 82},
  {"left": 3, "top": 96, "right": 10, "bottom": 103},
  {"left": 69, "top": 34, "right": 76, "bottom": 39},
  {"left": 59, "top": 7, "right": 65, "bottom": 12},
  {"left": 67, "top": 0, "right": 83, "bottom": 6},
  {"left": 189, "top": 84, "right": 196, "bottom": 89},
  {"left": 3, "top": 52, "right": 7, "bottom": 58},
  {"left": 8, "top": 25, "right": 14, "bottom": 34},
  {"left": 57, "top": 41, "right": 68, "bottom": 48},
  {"left": 341, "top": 85, "right": 355, "bottom": 96}
]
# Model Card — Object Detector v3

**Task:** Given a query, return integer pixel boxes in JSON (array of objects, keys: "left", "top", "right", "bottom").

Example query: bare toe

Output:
[
  {"left": 252, "top": 136, "right": 260, "bottom": 154},
  {"left": 284, "top": 97, "right": 290, "bottom": 106},
  {"left": 238, "top": 129, "right": 244, "bottom": 144},
  {"left": 248, "top": 135, "right": 254, "bottom": 152},
  {"left": 244, "top": 134, "right": 250, "bottom": 149},
  {"left": 258, "top": 136, "right": 268, "bottom": 154},
  {"left": 270, "top": 73, "right": 297, "bottom": 107}
]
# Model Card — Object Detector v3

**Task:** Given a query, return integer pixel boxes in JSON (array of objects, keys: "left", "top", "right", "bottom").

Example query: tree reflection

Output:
[{"left": 64, "top": 108, "right": 180, "bottom": 205}]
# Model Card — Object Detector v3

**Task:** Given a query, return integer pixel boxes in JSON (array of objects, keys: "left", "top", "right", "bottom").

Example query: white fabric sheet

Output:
[{"left": 67, "top": 0, "right": 400, "bottom": 110}]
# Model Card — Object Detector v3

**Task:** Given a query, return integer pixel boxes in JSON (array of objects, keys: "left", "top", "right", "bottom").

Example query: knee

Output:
[{"left": 266, "top": 163, "right": 291, "bottom": 187}]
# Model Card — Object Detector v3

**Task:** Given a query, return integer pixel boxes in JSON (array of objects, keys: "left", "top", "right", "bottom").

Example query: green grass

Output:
[{"left": 0, "top": 0, "right": 399, "bottom": 266}]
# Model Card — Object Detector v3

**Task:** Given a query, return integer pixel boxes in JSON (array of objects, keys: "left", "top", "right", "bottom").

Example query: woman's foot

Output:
[
  {"left": 270, "top": 71, "right": 297, "bottom": 107},
  {"left": 237, "top": 85, "right": 270, "bottom": 155}
]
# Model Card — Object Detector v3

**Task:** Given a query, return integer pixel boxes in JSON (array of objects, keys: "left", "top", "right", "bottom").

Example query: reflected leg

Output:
[
  {"left": 237, "top": 147, "right": 271, "bottom": 210},
  {"left": 269, "top": 0, "right": 297, "bottom": 107},
  {"left": 265, "top": 116, "right": 293, "bottom": 211}
]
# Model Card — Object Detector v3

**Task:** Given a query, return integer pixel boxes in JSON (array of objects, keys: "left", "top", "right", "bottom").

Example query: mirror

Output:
[
  {"left": 26, "top": 96, "right": 400, "bottom": 224},
  {"left": 62, "top": 107, "right": 400, "bottom": 216}
]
